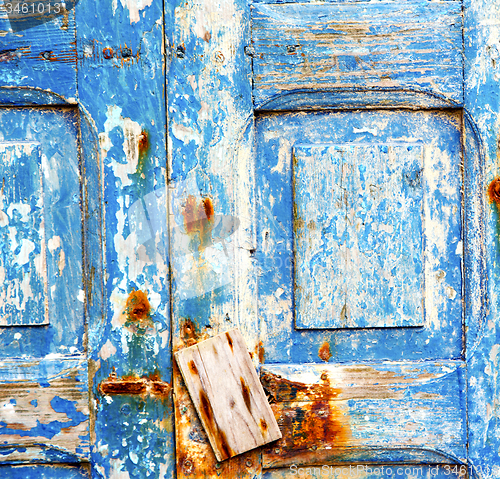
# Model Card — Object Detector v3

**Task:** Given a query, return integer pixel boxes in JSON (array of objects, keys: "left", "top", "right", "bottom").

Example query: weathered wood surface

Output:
[
  {"left": 0, "top": 4, "right": 77, "bottom": 103},
  {"left": 294, "top": 143, "right": 424, "bottom": 329},
  {"left": 257, "top": 109, "right": 464, "bottom": 363},
  {"left": 0, "top": 141, "right": 48, "bottom": 326},
  {"left": 0, "top": 464, "right": 91, "bottom": 478},
  {"left": 251, "top": 1, "right": 463, "bottom": 106},
  {"left": 261, "top": 362, "right": 466, "bottom": 469},
  {"left": 175, "top": 329, "right": 281, "bottom": 462},
  {"left": 0, "top": 358, "right": 89, "bottom": 462},
  {"left": 0, "top": 0, "right": 499, "bottom": 476}
]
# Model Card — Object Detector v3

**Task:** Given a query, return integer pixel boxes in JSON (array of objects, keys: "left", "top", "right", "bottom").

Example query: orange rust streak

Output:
[
  {"left": 488, "top": 177, "right": 500, "bottom": 205},
  {"left": 257, "top": 341, "right": 265, "bottom": 364},
  {"left": 100, "top": 379, "right": 147, "bottom": 395},
  {"left": 318, "top": 341, "right": 332, "bottom": 362},
  {"left": 203, "top": 197, "right": 214, "bottom": 221},
  {"left": 260, "top": 371, "right": 340, "bottom": 403},
  {"left": 240, "top": 377, "right": 252, "bottom": 412},
  {"left": 138, "top": 129, "right": 149, "bottom": 157},
  {"left": 226, "top": 331, "right": 233, "bottom": 352},
  {"left": 126, "top": 290, "right": 151, "bottom": 322},
  {"left": 261, "top": 372, "right": 351, "bottom": 463},
  {"left": 189, "top": 360, "right": 198, "bottom": 376}
]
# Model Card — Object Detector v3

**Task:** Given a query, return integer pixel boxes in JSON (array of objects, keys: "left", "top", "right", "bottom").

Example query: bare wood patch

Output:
[{"left": 175, "top": 329, "right": 281, "bottom": 462}]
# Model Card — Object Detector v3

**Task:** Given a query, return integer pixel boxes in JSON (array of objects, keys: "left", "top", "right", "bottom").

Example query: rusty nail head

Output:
[
  {"left": 215, "top": 462, "right": 221, "bottom": 469},
  {"left": 183, "top": 460, "right": 193, "bottom": 472},
  {"left": 488, "top": 177, "right": 500, "bottom": 204},
  {"left": 122, "top": 47, "right": 132, "bottom": 58},
  {"left": 176, "top": 45, "right": 185, "bottom": 58},
  {"left": 103, "top": 47, "right": 114, "bottom": 59},
  {"left": 287, "top": 45, "right": 298, "bottom": 53},
  {"left": 246, "top": 459, "right": 253, "bottom": 467},
  {"left": 274, "top": 448, "right": 280, "bottom": 454},
  {"left": 321, "top": 372, "right": 328, "bottom": 381}
]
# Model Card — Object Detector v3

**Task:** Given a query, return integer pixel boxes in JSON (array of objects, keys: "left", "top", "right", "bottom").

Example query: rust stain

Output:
[
  {"left": 181, "top": 318, "right": 200, "bottom": 347},
  {"left": 203, "top": 31, "right": 212, "bottom": 43},
  {"left": 240, "top": 377, "right": 252, "bottom": 412},
  {"left": 260, "top": 418, "right": 268, "bottom": 432},
  {"left": 102, "top": 47, "right": 114, "bottom": 59},
  {"left": 261, "top": 371, "right": 351, "bottom": 464},
  {"left": 138, "top": 129, "right": 149, "bottom": 158},
  {"left": 189, "top": 360, "right": 198, "bottom": 376},
  {"left": 126, "top": 290, "right": 151, "bottom": 322},
  {"left": 200, "top": 389, "right": 214, "bottom": 424},
  {"left": 488, "top": 177, "right": 500, "bottom": 206},
  {"left": 226, "top": 331, "right": 233, "bottom": 352},
  {"left": 318, "top": 341, "right": 332, "bottom": 362},
  {"left": 99, "top": 368, "right": 171, "bottom": 397},
  {"left": 219, "top": 430, "right": 233, "bottom": 460},
  {"left": 182, "top": 195, "right": 215, "bottom": 250},
  {"left": 198, "top": 389, "right": 235, "bottom": 460},
  {"left": 257, "top": 341, "right": 265, "bottom": 364},
  {"left": 261, "top": 370, "right": 340, "bottom": 403},
  {"left": 203, "top": 198, "right": 214, "bottom": 220}
]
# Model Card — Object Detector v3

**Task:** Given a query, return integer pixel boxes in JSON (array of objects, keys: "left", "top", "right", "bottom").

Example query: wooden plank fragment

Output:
[
  {"left": 251, "top": 1, "right": 463, "bottom": 106},
  {"left": 175, "top": 329, "right": 281, "bottom": 462}
]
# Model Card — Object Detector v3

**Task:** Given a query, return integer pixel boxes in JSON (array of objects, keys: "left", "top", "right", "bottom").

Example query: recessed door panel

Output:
[
  {"left": 294, "top": 143, "right": 425, "bottom": 329},
  {"left": 257, "top": 109, "right": 463, "bottom": 363}
]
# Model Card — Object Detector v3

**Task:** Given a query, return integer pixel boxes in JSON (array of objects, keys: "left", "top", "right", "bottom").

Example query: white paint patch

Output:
[
  {"left": 0, "top": 211, "right": 8, "bottom": 227},
  {"left": 109, "top": 458, "right": 131, "bottom": 479},
  {"left": 48, "top": 235, "right": 61, "bottom": 252},
  {"left": 99, "top": 339, "right": 117, "bottom": 361},
  {"left": 14, "top": 332, "right": 21, "bottom": 340},
  {"left": 171, "top": 122, "right": 201, "bottom": 145},
  {"left": 14, "top": 239, "right": 35, "bottom": 266},
  {"left": 77, "top": 289, "right": 85, "bottom": 303},
  {"left": 100, "top": 106, "right": 143, "bottom": 188},
  {"left": 271, "top": 138, "right": 291, "bottom": 175},
  {"left": 7, "top": 203, "right": 31, "bottom": 222},
  {"left": 58, "top": 250, "right": 66, "bottom": 275},
  {"left": 353, "top": 126, "right": 378, "bottom": 136},
  {"left": 120, "top": 0, "right": 153, "bottom": 24}
]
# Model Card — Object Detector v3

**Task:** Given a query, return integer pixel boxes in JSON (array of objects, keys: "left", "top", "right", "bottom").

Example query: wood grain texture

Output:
[
  {"left": 261, "top": 361, "right": 466, "bottom": 468},
  {"left": 251, "top": 1, "right": 463, "bottom": 106},
  {"left": 294, "top": 143, "right": 424, "bottom": 329},
  {"left": 0, "top": 358, "right": 89, "bottom": 462},
  {"left": 0, "top": 6, "right": 77, "bottom": 101},
  {"left": 0, "top": 142, "right": 48, "bottom": 326},
  {"left": 175, "top": 329, "right": 281, "bottom": 462}
]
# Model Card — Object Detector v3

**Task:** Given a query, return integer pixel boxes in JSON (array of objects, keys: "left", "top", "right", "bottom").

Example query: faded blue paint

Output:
[
  {"left": 0, "top": 464, "right": 90, "bottom": 478},
  {"left": 0, "top": 0, "right": 499, "bottom": 476},
  {"left": 251, "top": 1, "right": 464, "bottom": 106},
  {"left": 0, "top": 108, "right": 84, "bottom": 358},
  {"left": 293, "top": 143, "right": 425, "bottom": 329},
  {"left": 0, "top": 9, "right": 77, "bottom": 102},
  {"left": 75, "top": 0, "right": 173, "bottom": 476},
  {"left": 0, "top": 142, "right": 46, "bottom": 326},
  {"left": 256, "top": 110, "right": 464, "bottom": 363}
]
